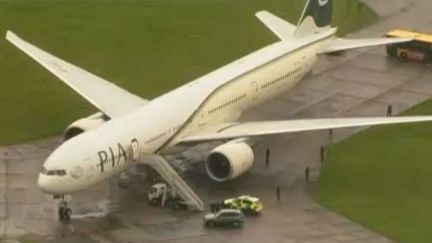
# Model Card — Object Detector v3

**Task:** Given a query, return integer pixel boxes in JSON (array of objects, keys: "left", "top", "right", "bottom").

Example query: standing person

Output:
[
  {"left": 329, "top": 129, "right": 333, "bottom": 144},
  {"left": 276, "top": 186, "right": 281, "bottom": 201},
  {"left": 305, "top": 166, "right": 310, "bottom": 182},
  {"left": 320, "top": 146, "right": 325, "bottom": 163},
  {"left": 387, "top": 105, "right": 393, "bottom": 117},
  {"left": 265, "top": 148, "right": 270, "bottom": 169}
]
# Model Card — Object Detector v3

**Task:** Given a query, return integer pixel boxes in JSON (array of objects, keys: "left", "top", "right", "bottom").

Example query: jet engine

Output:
[
  {"left": 64, "top": 112, "right": 109, "bottom": 140},
  {"left": 206, "top": 142, "right": 254, "bottom": 182}
]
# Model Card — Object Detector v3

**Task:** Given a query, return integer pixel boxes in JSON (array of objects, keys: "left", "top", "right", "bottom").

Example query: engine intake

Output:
[
  {"left": 64, "top": 112, "right": 108, "bottom": 140},
  {"left": 206, "top": 142, "right": 254, "bottom": 182}
]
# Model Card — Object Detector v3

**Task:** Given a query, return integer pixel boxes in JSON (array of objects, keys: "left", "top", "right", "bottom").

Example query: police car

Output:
[{"left": 223, "top": 195, "right": 263, "bottom": 215}]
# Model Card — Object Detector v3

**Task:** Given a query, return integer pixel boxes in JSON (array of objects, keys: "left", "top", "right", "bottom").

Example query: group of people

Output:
[{"left": 265, "top": 147, "right": 314, "bottom": 202}]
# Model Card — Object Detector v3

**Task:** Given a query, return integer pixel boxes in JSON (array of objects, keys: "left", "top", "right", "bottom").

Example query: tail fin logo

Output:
[
  {"left": 296, "top": 0, "right": 333, "bottom": 32},
  {"left": 318, "top": 0, "right": 329, "bottom": 6}
]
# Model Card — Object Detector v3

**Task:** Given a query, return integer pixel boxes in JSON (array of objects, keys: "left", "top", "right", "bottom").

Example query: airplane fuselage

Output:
[{"left": 38, "top": 29, "right": 336, "bottom": 194}]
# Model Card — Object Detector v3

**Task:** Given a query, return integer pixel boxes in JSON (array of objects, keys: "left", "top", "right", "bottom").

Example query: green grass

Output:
[
  {"left": 316, "top": 100, "right": 432, "bottom": 243},
  {"left": 0, "top": 0, "right": 377, "bottom": 144}
]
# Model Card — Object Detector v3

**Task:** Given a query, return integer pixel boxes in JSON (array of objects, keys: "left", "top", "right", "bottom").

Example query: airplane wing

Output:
[
  {"left": 178, "top": 116, "right": 432, "bottom": 143},
  {"left": 255, "top": 11, "right": 296, "bottom": 40},
  {"left": 6, "top": 31, "right": 148, "bottom": 118},
  {"left": 317, "top": 37, "right": 412, "bottom": 54}
]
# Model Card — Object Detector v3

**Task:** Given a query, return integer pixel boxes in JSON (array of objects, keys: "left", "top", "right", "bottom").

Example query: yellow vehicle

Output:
[
  {"left": 386, "top": 29, "right": 432, "bottom": 62},
  {"left": 223, "top": 195, "right": 263, "bottom": 215}
]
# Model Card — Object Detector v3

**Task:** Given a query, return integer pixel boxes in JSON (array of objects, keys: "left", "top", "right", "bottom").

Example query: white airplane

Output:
[{"left": 5, "top": 0, "right": 432, "bottom": 215}]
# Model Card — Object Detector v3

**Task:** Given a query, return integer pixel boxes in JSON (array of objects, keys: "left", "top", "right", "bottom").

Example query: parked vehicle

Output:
[
  {"left": 203, "top": 209, "right": 244, "bottom": 228},
  {"left": 386, "top": 29, "right": 432, "bottom": 63},
  {"left": 147, "top": 183, "right": 187, "bottom": 210},
  {"left": 211, "top": 195, "right": 263, "bottom": 215}
]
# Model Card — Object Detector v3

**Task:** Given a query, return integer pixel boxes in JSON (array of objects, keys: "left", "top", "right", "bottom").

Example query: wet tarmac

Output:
[{"left": 2, "top": 0, "right": 432, "bottom": 242}]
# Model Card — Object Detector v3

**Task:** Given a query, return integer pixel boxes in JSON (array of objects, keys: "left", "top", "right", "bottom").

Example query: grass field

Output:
[
  {"left": 0, "top": 0, "right": 377, "bottom": 144},
  {"left": 316, "top": 100, "right": 432, "bottom": 243}
]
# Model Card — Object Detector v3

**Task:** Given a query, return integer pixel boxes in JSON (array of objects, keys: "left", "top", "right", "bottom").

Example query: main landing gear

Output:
[{"left": 54, "top": 195, "right": 72, "bottom": 223}]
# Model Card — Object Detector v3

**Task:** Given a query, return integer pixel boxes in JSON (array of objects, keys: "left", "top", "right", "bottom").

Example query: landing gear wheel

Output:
[
  {"left": 399, "top": 51, "right": 408, "bottom": 61},
  {"left": 58, "top": 200, "right": 72, "bottom": 223},
  {"left": 118, "top": 181, "right": 130, "bottom": 190}
]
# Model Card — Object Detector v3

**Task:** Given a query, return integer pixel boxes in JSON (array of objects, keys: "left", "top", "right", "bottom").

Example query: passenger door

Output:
[
  {"left": 250, "top": 81, "right": 258, "bottom": 101},
  {"left": 198, "top": 112, "right": 206, "bottom": 127},
  {"left": 216, "top": 212, "right": 226, "bottom": 224},
  {"left": 130, "top": 138, "right": 140, "bottom": 161}
]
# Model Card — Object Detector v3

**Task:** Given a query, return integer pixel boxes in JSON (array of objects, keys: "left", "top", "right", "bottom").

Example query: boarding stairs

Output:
[{"left": 141, "top": 154, "right": 204, "bottom": 211}]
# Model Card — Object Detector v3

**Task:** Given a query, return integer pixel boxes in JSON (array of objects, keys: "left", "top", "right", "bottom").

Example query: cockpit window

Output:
[
  {"left": 41, "top": 167, "right": 66, "bottom": 176},
  {"left": 57, "top": 170, "right": 66, "bottom": 176},
  {"left": 47, "top": 170, "right": 55, "bottom": 176}
]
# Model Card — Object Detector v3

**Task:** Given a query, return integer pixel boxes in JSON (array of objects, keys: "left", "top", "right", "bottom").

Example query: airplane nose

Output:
[{"left": 37, "top": 174, "right": 54, "bottom": 194}]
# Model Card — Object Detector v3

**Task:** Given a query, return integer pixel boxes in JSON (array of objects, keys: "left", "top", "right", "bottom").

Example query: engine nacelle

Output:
[
  {"left": 206, "top": 142, "right": 254, "bottom": 182},
  {"left": 64, "top": 112, "right": 108, "bottom": 140}
]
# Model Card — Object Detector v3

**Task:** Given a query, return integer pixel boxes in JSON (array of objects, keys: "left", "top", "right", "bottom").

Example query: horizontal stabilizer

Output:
[
  {"left": 255, "top": 11, "right": 296, "bottom": 40},
  {"left": 179, "top": 116, "right": 432, "bottom": 143},
  {"left": 318, "top": 37, "right": 412, "bottom": 54},
  {"left": 6, "top": 31, "right": 148, "bottom": 118}
]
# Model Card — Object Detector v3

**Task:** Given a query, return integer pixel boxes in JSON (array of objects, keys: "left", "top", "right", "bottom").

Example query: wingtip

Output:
[
  {"left": 255, "top": 10, "right": 268, "bottom": 17},
  {"left": 5, "top": 30, "right": 15, "bottom": 40}
]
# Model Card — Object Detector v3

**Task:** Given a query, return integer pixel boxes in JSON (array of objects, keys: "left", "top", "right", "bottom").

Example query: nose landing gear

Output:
[{"left": 55, "top": 195, "right": 72, "bottom": 223}]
